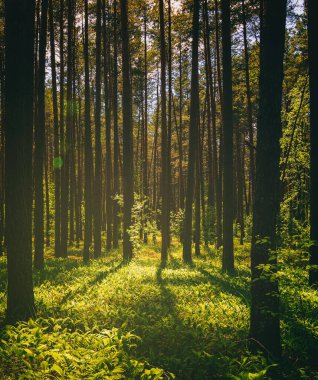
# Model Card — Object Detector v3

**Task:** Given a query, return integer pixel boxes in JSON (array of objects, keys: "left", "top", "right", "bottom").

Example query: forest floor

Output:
[{"left": 0, "top": 239, "right": 317, "bottom": 379}]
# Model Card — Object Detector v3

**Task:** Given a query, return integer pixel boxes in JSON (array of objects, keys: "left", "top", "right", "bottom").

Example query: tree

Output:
[
  {"left": 102, "top": 0, "right": 113, "bottom": 251},
  {"left": 5, "top": 0, "right": 35, "bottom": 322},
  {"left": 112, "top": 0, "right": 120, "bottom": 248},
  {"left": 241, "top": 0, "right": 254, "bottom": 214},
  {"left": 221, "top": 0, "right": 234, "bottom": 271},
  {"left": 49, "top": 0, "right": 61, "bottom": 260},
  {"left": 83, "top": 0, "right": 93, "bottom": 262},
  {"left": 58, "top": 0, "right": 65, "bottom": 258},
  {"left": 94, "top": 0, "right": 102, "bottom": 258},
  {"left": 142, "top": 5, "right": 148, "bottom": 244},
  {"left": 250, "top": 0, "right": 287, "bottom": 358},
  {"left": 121, "top": 0, "right": 134, "bottom": 262},
  {"left": 34, "top": 0, "right": 48, "bottom": 270},
  {"left": 159, "top": 0, "right": 169, "bottom": 264},
  {"left": 308, "top": 0, "right": 318, "bottom": 286},
  {"left": 182, "top": 0, "right": 200, "bottom": 264}
]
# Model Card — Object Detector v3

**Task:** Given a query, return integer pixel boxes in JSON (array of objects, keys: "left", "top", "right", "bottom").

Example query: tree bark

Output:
[
  {"left": 103, "top": 0, "right": 113, "bottom": 251},
  {"left": 159, "top": 0, "right": 169, "bottom": 264},
  {"left": 221, "top": 0, "right": 234, "bottom": 271},
  {"left": 112, "top": 0, "right": 120, "bottom": 248},
  {"left": 121, "top": 0, "right": 134, "bottom": 261},
  {"left": 250, "top": 0, "right": 287, "bottom": 359},
  {"left": 83, "top": 0, "right": 93, "bottom": 262},
  {"left": 94, "top": 0, "right": 102, "bottom": 258},
  {"left": 182, "top": 0, "right": 200, "bottom": 264},
  {"left": 49, "top": 0, "right": 61, "bottom": 259},
  {"left": 308, "top": 0, "right": 318, "bottom": 286},
  {"left": 5, "top": 0, "right": 36, "bottom": 322},
  {"left": 34, "top": 0, "right": 48, "bottom": 270}
]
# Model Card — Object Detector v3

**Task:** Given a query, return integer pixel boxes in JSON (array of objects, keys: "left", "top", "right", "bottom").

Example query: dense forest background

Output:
[{"left": 0, "top": 0, "right": 318, "bottom": 379}]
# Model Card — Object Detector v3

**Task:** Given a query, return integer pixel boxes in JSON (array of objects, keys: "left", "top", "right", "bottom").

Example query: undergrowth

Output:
[{"left": 0, "top": 240, "right": 317, "bottom": 379}]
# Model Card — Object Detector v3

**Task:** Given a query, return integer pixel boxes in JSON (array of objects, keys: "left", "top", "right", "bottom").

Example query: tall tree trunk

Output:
[
  {"left": 143, "top": 8, "right": 148, "bottom": 244},
  {"left": 103, "top": 0, "right": 113, "bottom": 251},
  {"left": 194, "top": 119, "right": 201, "bottom": 256},
  {"left": 182, "top": 0, "right": 200, "bottom": 264},
  {"left": 49, "top": 0, "right": 61, "bottom": 259},
  {"left": 221, "top": 0, "right": 234, "bottom": 271},
  {"left": 5, "top": 0, "right": 36, "bottom": 322},
  {"left": 45, "top": 130, "right": 50, "bottom": 246},
  {"left": 0, "top": 46, "right": 4, "bottom": 256},
  {"left": 83, "top": 0, "right": 93, "bottom": 262},
  {"left": 60, "top": 0, "right": 69, "bottom": 258},
  {"left": 250, "top": 0, "right": 287, "bottom": 359},
  {"left": 242, "top": 0, "right": 254, "bottom": 215},
  {"left": 34, "top": 0, "right": 48, "bottom": 270},
  {"left": 308, "top": 0, "right": 318, "bottom": 286},
  {"left": 112, "top": 0, "right": 120, "bottom": 248},
  {"left": 236, "top": 129, "right": 244, "bottom": 245},
  {"left": 121, "top": 0, "right": 134, "bottom": 261},
  {"left": 167, "top": 0, "right": 172, "bottom": 246},
  {"left": 214, "top": 0, "right": 223, "bottom": 249},
  {"left": 159, "top": 0, "right": 169, "bottom": 264},
  {"left": 178, "top": 35, "right": 184, "bottom": 210},
  {"left": 203, "top": 0, "right": 219, "bottom": 243},
  {"left": 94, "top": 0, "right": 102, "bottom": 258}
]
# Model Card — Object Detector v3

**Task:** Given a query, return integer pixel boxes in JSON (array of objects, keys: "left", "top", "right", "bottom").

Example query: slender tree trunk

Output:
[
  {"left": 194, "top": 119, "right": 201, "bottom": 256},
  {"left": 34, "top": 0, "right": 48, "bottom": 270},
  {"left": 183, "top": 0, "right": 200, "bottom": 264},
  {"left": 167, "top": 0, "right": 172, "bottom": 247},
  {"left": 178, "top": 35, "right": 184, "bottom": 211},
  {"left": 103, "top": 0, "right": 113, "bottom": 251},
  {"left": 159, "top": 0, "right": 169, "bottom": 264},
  {"left": 112, "top": 0, "right": 120, "bottom": 248},
  {"left": 214, "top": 0, "right": 223, "bottom": 249},
  {"left": 60, "top": 0, "right": 69, "bottom": 258},
  {"left": 250, "top": 0, "right": 287, "bottom": 359},
  {"left": 121, "top": 0, "right": 134, "bottom": 261},
  {"left": 83, "top": 0, "right": 93, "bottom": 262},
  {"left": 0, "top": 46, "right": 5, "bottom": 256},
  {"left": 49, "top": 0, "right": 61, "bottom": 258},
  {"left": 94, "top": 0, "right": 102, "bottom": 258},
  {"left": 308, "top": 0, "right": 318, "bottom": 286},
  {"left": 221, "top": 0, "right": 234, "bottom": 271},
  {"left": 242, "top": 0, "right": 254, "bottom": 214},
  {"left": 236, "top": 129, "right": 244, "bottom": 244},
  {"left": 143, "top": 9, "right": 149, "bottom": 244},
  {"left": 5, "top": 0, "right": 36, "bottom": 322},
  {"left": 45, "top": 130, "right": 50, "bottom": 246}
]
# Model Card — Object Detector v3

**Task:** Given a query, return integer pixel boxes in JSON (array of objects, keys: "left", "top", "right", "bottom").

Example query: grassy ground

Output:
[{"left": 0, "top": 239, "right": 317, "bottom": 379}]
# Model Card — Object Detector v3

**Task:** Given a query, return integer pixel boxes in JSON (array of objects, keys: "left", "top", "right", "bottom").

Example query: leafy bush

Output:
[{"left": 0, "top": 318, "right": 171, "bottom": 379}]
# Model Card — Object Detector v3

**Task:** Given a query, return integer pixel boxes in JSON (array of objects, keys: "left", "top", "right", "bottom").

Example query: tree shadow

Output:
[
  {"left": 197, "top": 267, "right": 251, "bottom": 305},
  {"left": 123, "top": 264, "right": 231, "bottom": 379},
  {"left": 59, "top": 261, "right": 124, "bottom": 305}
]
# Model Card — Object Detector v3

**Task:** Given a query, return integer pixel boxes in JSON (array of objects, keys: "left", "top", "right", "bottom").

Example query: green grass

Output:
[{"left": 0, "top": 240, "right": 317, "bottom": 379}]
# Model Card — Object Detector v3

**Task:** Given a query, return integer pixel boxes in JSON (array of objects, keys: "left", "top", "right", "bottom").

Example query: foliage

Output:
[{"left": 1, "top": 241, "right": 318, "bottom": 379}]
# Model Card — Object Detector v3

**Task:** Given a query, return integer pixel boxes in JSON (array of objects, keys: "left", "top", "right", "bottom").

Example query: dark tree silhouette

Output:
[
  {"left": 121, "top": 0, "right": 134, "bottom": 261},
  {"left": 182, "top": 0, "right": 200, "bottom": 264},
  {"left": 5, "top": 0, "right": 35, "bottom": 322},
  {"left": 159, "top": 0, "right": 169, "bottom": 264},
  {"left": 83, "top": 0, "right": 93, "bottom": 263},
  {"left": 221, "top": 0, "right": 234, "bottom": 272},
  {"left": 308, "top": 0, "right": 318, "bottom": 286},
  {"left": 250, "top": 0, "right": 287, "bottom": 359},
  {"left": 34, "top": 0, "right": 48, "bottom": 270},
  {"left": 94, "top": 0, "right": 102, "bottom": 258}
]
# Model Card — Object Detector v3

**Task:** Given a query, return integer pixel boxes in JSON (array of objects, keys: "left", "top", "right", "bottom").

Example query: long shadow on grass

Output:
[
  {"left": 128, "top": 264, "right": 225, "bottom": 379},
  {"left": 59, "top": 261, "right": 124, "bottom": 305},
  {"left": 197, "top": 267, "right": 251, "bottom": 306}
]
